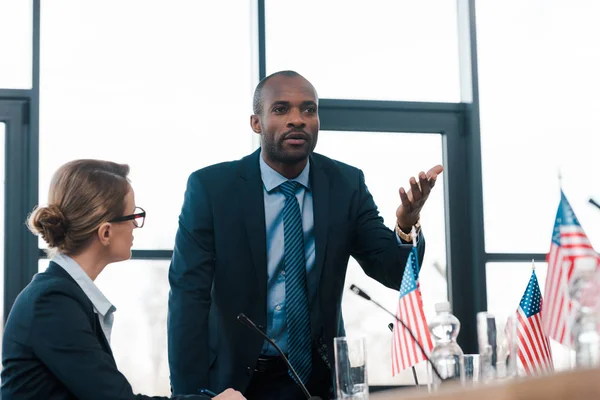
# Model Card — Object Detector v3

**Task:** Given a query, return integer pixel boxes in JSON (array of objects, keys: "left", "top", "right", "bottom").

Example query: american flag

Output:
[
  {"left": 516, "top": 270, "right": 553, "bottom": 374},
  {"left": 544, "top": 191, "right": 600, "bottom": 346},
  {"left": 391, "top": 247, "right": 434, "bottom": 375}
]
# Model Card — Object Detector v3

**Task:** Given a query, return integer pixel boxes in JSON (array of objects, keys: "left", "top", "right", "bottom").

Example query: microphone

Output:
[
  {"left": 590, "top": 198, "right": 600, "bottom": 211},
  {"left": 236, "top": 313, "right": 322, "bottom": 400},
  {"left": 349, "top": 284, "right": 443, "bottom": 381}
]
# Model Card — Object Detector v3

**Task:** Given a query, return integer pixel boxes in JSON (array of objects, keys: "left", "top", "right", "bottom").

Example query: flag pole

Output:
[
  {"left": 411, "top": 225, "right": 420, "bottom": 387},
  {"left": 411, "top": 366, "right": 420, "bottom": 388},
  {"left": 412, "top": 225, "right": 418, "bottom": 248}
]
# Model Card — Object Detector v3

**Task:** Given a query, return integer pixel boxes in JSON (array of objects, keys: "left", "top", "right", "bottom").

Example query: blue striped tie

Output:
[{"left": 279, "top": 180, "right": 312, "bottom": 385}]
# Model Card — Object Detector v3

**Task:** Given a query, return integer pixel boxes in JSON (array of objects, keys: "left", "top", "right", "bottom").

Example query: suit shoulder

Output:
[
  {"left": 312, "top": 152, "right": 363, "bottom": 182},
  {"left": 185, "top": 162, "right": 234, "bottom": 189},
  {"left": 12, "top": 273, "right": 89, "bottom": 314},
  {"left": 191, "top": 160, "right": 239, "bottom": 179},
  {"left": 186, "top": 152, "right": 254, "bottom": 185},
  {"left": 312, "top": 152, "right": 361, "bottom": 173}
]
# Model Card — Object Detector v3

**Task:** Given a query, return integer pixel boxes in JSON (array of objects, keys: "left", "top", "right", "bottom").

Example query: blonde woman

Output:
[{"left": 1, "top": 160, "right": 243, "bottom": 400}]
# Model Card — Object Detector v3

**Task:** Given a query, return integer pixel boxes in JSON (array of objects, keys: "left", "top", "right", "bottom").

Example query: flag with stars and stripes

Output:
[
  {"left": 516, "top": 270, "right": 554, "bottom": 375},
  {"left": 391, "top": 247, "right": 434, "bottom": 375},
  {"left": 544, "top": 191, "right": 600, "bottom": 346}
]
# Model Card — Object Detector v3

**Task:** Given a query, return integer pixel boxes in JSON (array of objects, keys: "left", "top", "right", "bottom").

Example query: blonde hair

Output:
[{"left": 27, "top": 159, "right": 131, "bottom": 256}]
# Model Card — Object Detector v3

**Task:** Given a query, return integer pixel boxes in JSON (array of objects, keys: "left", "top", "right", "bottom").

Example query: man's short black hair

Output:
[{"left": 252, "top": 70, "right": 302, "bottom": 115}]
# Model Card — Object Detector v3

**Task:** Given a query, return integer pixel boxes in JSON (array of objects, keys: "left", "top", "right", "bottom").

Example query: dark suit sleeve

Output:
[
  {"left": 350, "top": 170, "right": 426, "bottom": 289},
  {"left": 30, "top": 291, "right": 171, "bottom": 400},
  {"left": 168, "top": 172, "right": 215, "bottom": 395}
]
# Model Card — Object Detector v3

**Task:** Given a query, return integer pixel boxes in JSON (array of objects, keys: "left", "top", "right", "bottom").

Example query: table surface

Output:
[{"left": 370, "top": 367, "right": 600, "bottom": 400}]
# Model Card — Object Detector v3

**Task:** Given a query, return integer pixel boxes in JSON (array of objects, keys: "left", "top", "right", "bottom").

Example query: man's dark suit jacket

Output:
[
  {"left": 168, "top": 149, "right": 425, "bottom": 395},
  {"left": 1, "top": 262, "right": 208, "bottom": 400}
]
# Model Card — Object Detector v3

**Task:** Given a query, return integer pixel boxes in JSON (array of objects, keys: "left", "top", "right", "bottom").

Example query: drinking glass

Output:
[
  {"left": 477, "top": 312, "right": 518, "bottom": 382},
  {"left": 462, "top": 354, "right": 480, "bottom": 386},
  {"left": 334, "top": 336, "right": 369, "bottom": 399}
]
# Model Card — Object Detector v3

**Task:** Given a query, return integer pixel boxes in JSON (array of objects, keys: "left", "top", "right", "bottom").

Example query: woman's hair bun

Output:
[{"left": 27, "top": 204, "right": 69, "bottom": 248}]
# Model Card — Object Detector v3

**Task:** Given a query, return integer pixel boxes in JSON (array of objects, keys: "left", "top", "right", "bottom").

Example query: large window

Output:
[
  {"left": 39, "top": 0, "right": 257, "bottom": 250},
  {"left": 266, "top": 0, "right": 461, "bottom": 102},
  {"left": 319, "top": 131, "right": 447, "bottom": 384},
  {"left": 476, "top": 0, "right": 600, "bottom": 254},
  {"left": 1, "top": 123, "right": 5, "bottom": 342},
  {"left": 477, "top": 0, "right": 600, "bottom": 370},
  {"left": 265, "top": 0, "right": 465, "bottom": 383},
  {"left": 39, "top": 1, "right": 256, "bottom": 395},
  {"left": 0, "top": 0, "right": 33, "bottom": 89}
]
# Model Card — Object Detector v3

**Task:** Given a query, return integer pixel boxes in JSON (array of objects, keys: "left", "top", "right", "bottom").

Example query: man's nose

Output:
[{"left": 286, "top": 108, "right": 305, "bottom": 128}]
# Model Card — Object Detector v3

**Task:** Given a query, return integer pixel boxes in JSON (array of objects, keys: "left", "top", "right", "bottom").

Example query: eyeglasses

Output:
[{"left": 109, "top": 206, "right": 146, "bottom": 228}]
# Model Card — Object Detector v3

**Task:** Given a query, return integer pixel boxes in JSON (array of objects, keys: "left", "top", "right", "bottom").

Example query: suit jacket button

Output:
[{"left": 246, "top": 366, "right": 253, "bottom": 376}]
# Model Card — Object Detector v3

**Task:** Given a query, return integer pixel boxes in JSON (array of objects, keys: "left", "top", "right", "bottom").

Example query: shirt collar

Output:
[
  {"left": 259, "top": 150, "right": 311, "bottom": 193},
  {"left": 52, "top": 253, "right": 116, "bottom": 317}
]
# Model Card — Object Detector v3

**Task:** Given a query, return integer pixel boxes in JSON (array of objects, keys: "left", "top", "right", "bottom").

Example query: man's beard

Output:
[
  {"left": 267, "top": 142, "right": 311, "bottom": 164},
  {"left": 263, "top": 134, "right": 313, "bottom": 164}
]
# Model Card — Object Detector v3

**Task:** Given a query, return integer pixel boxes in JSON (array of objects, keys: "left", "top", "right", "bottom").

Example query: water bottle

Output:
[
  {"left": 570, "top": 257, "right": 600, "bottom": 368},
  {"left": 428, "top": 301, "right": 464, "bottom": 390}
]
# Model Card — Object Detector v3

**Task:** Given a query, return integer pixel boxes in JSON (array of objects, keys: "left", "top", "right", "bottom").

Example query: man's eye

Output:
[
  {"left": 272, "top": 106, "right": 286, "bottom": 113},
  {"left": 305, "top": 107, "right": 316, "bottom": 113}
]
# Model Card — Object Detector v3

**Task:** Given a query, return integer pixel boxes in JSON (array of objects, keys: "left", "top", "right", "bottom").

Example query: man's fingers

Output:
[
  {"left": 409, "top": 177, "right": 422, "bottom": 202},
  {"left": 427, "top": 164, "right": 444, "bottom": 176},
  {"left": 418, "top": 172, "right": 430, "bottom": 198},
  {"left": 399, "top": 187, "right": 411, "bottom": 208},
  {"left": 427, "top": 172, "right": 438, "bottom": 189}
]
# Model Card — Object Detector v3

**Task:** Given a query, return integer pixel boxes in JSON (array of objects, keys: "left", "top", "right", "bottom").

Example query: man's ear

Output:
[
  {"left": 97, "top": 222, "right": 112, "bottom": 247},
  {"left": 250, "top": 114, "right": 262, "bottom": 134}
]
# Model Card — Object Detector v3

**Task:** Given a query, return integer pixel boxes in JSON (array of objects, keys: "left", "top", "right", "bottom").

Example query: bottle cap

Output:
[{"left": 435, "top": 301, "right": 451, "bottom": 313}]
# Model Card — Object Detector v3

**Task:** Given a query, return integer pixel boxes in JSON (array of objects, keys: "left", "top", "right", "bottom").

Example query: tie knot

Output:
[{"left": 279, "top": 180, "right": 301, "bottom": 198}]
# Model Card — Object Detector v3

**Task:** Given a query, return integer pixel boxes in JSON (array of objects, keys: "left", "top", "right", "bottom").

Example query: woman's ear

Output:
[{"left": 97, "top": 222, "right": 112, "bottom": 246}]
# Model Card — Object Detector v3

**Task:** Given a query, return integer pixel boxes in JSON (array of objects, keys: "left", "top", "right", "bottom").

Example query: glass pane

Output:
[
  {"left": 39, "top": 1, "right": 256, "bottom": 250},
  {"left": 39, "top": 259, "right": 171, "bottom": 395},
  {"left": 0, "top": 0, "right": 33, "bottom": 89},
  {"left": 318, "top": 131, "right": 447, "bottom": 385},
  {"left": 1, "top": 123, "right": 5, "bottom": 336},
  {"left": 477, "top": 0, "right": 600, "bottom": 253},
  {"left": 486, "top": 262, "right": 572, "bottom": 372},
  {"left": 266, "top": 0, "right": 460, "bottom": 102}
]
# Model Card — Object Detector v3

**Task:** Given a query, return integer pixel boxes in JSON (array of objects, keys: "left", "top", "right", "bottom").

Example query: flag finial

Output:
[{"left": 557, "top": 169, "right": 563, "bottom": 188}]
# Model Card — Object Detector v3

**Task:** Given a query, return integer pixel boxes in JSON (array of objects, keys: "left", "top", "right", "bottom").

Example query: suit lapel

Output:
[
  {"left": 310, "top": 155, "right": 329, "bottom": 336},
  {"left": 94, "top": 315, "right": 114, "bottom": 357},
  {"left": 239, "top": 150, "right": 268, "bottom": 298},
  {"left": 45, "top": 262, "right": 115, "bottom": 358}
]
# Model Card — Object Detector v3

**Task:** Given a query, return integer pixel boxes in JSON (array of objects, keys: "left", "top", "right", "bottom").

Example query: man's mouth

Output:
[{"left": 283, "top": 132, "right": 308, "bottom": 145}]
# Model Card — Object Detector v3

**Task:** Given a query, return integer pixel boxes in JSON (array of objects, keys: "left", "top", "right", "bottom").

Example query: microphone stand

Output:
[
  {"left": 350, "top": 284, "right": 443, "bottom": 382},
  {"left": 388, "top": 323, "right": 420, "bottom": 387},
  {"left": 237, "top": 313, "right": 321, "bottom": 400}
]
